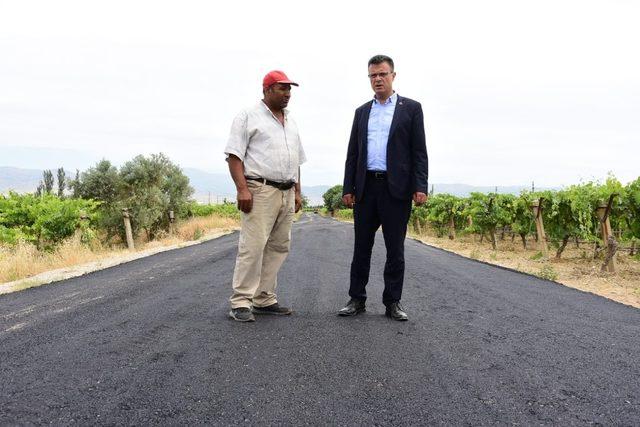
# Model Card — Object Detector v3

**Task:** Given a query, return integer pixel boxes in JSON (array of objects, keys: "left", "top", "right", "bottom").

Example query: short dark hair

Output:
[{"left": 368, "top": 55, "right": 394, "bottom": 71}]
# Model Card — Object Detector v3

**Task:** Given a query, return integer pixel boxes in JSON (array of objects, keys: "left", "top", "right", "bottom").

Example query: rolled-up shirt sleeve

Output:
[{"left": 224, "top": 110, "right": 248, "bottom": 161}]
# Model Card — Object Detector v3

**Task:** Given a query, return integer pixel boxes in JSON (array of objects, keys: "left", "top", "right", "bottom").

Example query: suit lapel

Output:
[
  {"left": 360, "top": 101, "right": 373, "bottom": 156},
  {"left": 387, "top": 95, "right": 404, "bottom": 140}
]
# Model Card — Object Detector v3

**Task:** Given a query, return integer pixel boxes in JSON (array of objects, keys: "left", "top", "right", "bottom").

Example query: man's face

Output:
[
  {"left": 265, "top": 83, "right": 292, "bottom": 109},
  {"left": 368, "top": 61, "right": 395, "bottom": 99}
]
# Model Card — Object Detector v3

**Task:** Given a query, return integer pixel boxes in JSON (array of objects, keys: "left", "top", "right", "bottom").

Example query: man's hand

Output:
[
  {"left": 237, "top": 188, "right": 253, "bottom": 213},
  {"left": 342, "top": 193, "right": 355, "bottom": 208},
  {"left": 295, "top": 191, "right": 302, "bottom": 213},
  {"left": 413, "top": 192, "right": 428, "bottom": 206}
]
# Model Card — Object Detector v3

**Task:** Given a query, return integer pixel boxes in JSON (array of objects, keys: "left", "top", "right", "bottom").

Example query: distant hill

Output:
[
  {"left": 429, "top": 183, "right": 553, "bottom": 197},
  {"left": 183, "top": 168, "right": 330, "bottom": 205},
  {"left": 301, "top": 185, "right": 331, "bottom": 206},
  {"left": 182, "top": 168, "right": 236, "bottom": 203},
  {"left": 0, "top": 167, "right": 43, "bottom": 193},
  {"left": 0, "top": 166, "right": 330, "bottom": 205},
  {"left": 1, "top": 166, "right": 554, "bottom": 204}
]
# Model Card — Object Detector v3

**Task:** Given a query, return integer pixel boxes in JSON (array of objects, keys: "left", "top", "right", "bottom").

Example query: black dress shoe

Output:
[
  {"left": 338, "top": 299, "right": 366, "bottom": 316},
  {"left": 385, "top": 302, "right": 408, "bottom": 321}
]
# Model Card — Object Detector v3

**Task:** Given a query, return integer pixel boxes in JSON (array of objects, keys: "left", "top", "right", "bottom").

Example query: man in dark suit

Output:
[{"left": 338, "top": 55, "right": 428, "bottom": 321}]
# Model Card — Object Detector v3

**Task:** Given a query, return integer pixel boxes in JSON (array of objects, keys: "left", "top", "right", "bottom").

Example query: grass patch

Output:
[
  {"left": 536, "top": 264, "right": 558, "bottom": 281},
  {"left": 469, "top": 249, "right": 481, "bottom": 260},
  {"left": 530, "top": 251, "right": 544, "bottom": 261},
  {"left": 333, "top": 209, "right": 354, "bottom": 221}
]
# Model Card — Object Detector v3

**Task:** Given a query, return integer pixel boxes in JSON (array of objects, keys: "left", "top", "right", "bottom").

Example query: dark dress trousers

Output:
[{"left": 342, "top": 95, "right": 428, "bottom": 305}]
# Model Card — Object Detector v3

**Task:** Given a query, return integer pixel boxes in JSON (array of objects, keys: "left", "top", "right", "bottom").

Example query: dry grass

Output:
[
  {"left": 407, "top": 225, "right": 640, "bottom": 309},
  {"left": 0, "top": 234, "right": 115, "bottom": 284},
  {"left": 0, "top": 215, "right": 239, "bottom": 285},
  {"left": 177, "top": 215, "right": 238, "bottom": 240}
]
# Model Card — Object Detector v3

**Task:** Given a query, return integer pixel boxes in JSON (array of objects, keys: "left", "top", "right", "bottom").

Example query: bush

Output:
[
  {"left": 0, "top": 192, "right": 100, "bottom": 249},
  {"left": 422, "top": 194, "right": 464, "bottom": 237},
  {"left": 73, "top": 153, "right": 194, "bottom": 242},
  {"left": 186, "top": 202, "right": 240, "bottom": 220},
  {"left": 322, "top": 185, "right": 347, "bottom": 213},
  {"left": 333, "top": 208, "right": 354, "bottom": 220}
]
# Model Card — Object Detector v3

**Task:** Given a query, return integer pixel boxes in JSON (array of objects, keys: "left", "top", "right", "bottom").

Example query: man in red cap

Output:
[{"left": 224, "top": 70, "right": 306, "bottom": 322}]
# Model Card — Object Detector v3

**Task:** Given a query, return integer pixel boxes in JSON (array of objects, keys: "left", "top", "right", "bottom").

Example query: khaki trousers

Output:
[{"left": 229, "top": 180, "right": 295, "bottom": 309}]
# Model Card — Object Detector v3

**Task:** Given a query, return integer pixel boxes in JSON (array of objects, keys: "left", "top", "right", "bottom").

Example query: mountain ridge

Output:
[{"left": 0, "top": 166, "right": 554, "bottom": 205}]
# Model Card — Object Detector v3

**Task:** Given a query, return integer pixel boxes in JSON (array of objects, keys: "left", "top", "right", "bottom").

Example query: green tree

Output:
[
  {"left": 42, "top": 170, "right": 54, "bottom": 194},
  {"left": 118, "top": 153, "right": 193, "bottom": 240},
  {"left": 68, "top": 154, "right": 193, "bottom": 243},
  {"left": 35, "top": 181, "right": 44, "bottom": 198},
  {"left": 322, "top": 185, "right": 346, "bottom": 213},
  {"left": 68, "top": 169, "right": 82, "bottom": 198},
  {"left": 163, "top": 159, "right": 194, "bottom": 221},
  {"left": 77, "top": 160, "right": 120, "bottom": 204},
  {"left": 57, "top": 167, "right": 66, "bottom": 198}
]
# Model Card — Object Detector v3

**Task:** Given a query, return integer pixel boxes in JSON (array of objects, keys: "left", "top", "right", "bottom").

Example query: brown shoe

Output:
[{"left": 252, "top": 303, "right": 293, "bottom": 315}]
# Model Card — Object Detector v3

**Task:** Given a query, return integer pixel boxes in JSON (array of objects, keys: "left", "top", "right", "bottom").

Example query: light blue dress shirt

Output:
[{"left": 367, "top": 92, "right": 397, "bottom": 171}]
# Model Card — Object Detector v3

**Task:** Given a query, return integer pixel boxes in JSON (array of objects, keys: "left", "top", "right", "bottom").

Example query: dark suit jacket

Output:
[{"left": 342, "top": 95, "right": 428, "bottom": 201}]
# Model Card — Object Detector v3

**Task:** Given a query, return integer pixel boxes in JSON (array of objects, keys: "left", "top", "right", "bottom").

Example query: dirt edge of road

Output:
[{"left": 407, "top": 234, "right": 639, "bottom": 310}]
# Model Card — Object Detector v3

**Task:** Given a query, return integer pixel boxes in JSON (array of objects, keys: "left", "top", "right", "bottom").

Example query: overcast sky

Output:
[{"left": 1, "top": 0, "right": 638, "bottom": 187}]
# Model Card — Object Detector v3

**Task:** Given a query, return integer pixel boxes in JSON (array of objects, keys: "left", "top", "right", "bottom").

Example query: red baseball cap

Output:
[{"left": 262, "top": 70, "right": 299, "bottom": 89}]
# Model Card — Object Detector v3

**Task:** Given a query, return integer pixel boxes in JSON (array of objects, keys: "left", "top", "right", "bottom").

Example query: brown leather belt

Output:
[{"left": 245, "top": 177, "right": 295, "bottom": 190}]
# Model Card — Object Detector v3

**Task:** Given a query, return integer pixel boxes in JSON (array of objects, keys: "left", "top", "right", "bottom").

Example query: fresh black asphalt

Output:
[{"left": 1, "top": 214, "right": 639, "bottom": 425}]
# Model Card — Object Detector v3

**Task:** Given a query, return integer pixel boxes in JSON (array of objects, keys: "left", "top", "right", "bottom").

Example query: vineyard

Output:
[
  {"left": 0, "top": 154, "right": 243, "bottom": 284},
  {"left": 0, "top": 154, "right": 243, "bottom": 251},
  {"left": 324, "top": 176, "right": 640, "bottom": 273}
]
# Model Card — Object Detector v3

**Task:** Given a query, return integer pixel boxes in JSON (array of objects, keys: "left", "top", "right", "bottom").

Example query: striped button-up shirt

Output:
[{"left": 224, "top": 101, "right": 306, "bottom": 182}]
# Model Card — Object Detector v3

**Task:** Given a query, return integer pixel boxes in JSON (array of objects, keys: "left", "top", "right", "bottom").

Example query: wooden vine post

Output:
[
  {"left": 169, "top": 210, "right": 175, "bottom": 234},
  {"left": 122, "top": 208, "right": 135, "bottom": 251},
  {"left": 414, "top": 216, "right": 422, "bottom": 235},
  {"left": 448, "top": 215, "right": 456, "bottom": 240},
  {"left": 530, "top": 198, "right": 548, "bottom": 255},
  {"left": 596, "top": 194, "right": 617, "bottom": 272},
  {"left": 487, "top": 197, "right": 497, "bottom": 250}
]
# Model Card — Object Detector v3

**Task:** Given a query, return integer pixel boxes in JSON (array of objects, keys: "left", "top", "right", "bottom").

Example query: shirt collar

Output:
[
  {"left": 373, "top": 92, "right": 397, "bottom": 105},
  {"left": 260, "top": 100, "right": 288, "bottom": 117}
]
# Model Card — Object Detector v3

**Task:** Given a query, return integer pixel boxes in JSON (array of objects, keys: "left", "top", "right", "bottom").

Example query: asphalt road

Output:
[{"left": 1, "top": 214, "right": 639, "bottom": 425}]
